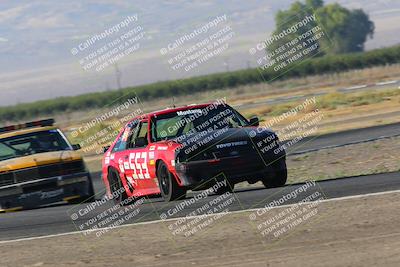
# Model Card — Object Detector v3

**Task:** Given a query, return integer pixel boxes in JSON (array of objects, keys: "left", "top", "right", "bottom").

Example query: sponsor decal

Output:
[
  {"left": 19, "top": 189, "right": 64, "bottom": 200},
  {"left": 41, "top": 189, "right": 64, "bottom": 199},
  {"left": 157, "top": 146, "right": 168, "bottom": 151},
  {"left": 177, "top": 109, "right": 202, "bottom": 116},
  {"left": 216, "top": 141, "right": 248, "bottom": 149}
]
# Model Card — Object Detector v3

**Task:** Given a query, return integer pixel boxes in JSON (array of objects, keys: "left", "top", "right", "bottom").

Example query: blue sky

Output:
[{"left": 0, "top": 0, "right": 399, "bottom": 106}]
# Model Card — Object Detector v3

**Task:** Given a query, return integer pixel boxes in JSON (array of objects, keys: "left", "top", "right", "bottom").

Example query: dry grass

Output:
[
  {"left": 286, "top": 136, "right": 400, "bottom": 184},
  {"left": 80, "top": 87, "right": 400, "bottom": 173},
  {"left": 56, "top": 64, "right": 400, "bottom": 129},
  {"left": 53, "top": 64, "right": 400, "bottom": 174}
]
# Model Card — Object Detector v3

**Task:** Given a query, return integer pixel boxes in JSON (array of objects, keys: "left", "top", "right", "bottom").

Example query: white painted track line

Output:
[{"left": 1, "top": 188, "right": 400, "bottom": 245}]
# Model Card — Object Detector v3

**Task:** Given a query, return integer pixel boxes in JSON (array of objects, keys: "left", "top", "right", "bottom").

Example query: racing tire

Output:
[
  {"left": 108, "top": 169, "right": 132, "bottom": 206},
  {"left": 157, "top": 161, "right": 186, "bottom": 201},
  {"left": 262, "top": 168, "right": 287, "bottom": 188}
]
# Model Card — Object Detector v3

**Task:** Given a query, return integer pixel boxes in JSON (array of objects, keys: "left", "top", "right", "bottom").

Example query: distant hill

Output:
[{"left": 0, "top": 0, "right": 399, "bottom": 106}]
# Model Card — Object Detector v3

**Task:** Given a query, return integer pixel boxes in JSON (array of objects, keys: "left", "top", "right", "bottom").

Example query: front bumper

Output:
[
  {"left": 175, "top": 153, "right": 286, "bottom": 188},
  {"left": 0, "top": 172, "right": 93, "bottom": 211}
]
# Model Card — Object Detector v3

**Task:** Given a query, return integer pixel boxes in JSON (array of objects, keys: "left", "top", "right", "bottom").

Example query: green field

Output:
[{"left": 1, "top": 45, "right": 400, "bottom": 122}]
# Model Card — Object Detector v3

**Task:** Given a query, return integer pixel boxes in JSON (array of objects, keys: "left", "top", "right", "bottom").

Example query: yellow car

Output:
[{"left": 0, "top": 119, "right": 94, "bottom": 212}]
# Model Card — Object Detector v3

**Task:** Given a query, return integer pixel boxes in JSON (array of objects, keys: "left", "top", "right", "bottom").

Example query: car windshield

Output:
[
  {"left": 151, "top": 105, "right": 249, "bottom": 142},
  {"left": 0, "top": 129, "right": 71, "bottom": 161}
]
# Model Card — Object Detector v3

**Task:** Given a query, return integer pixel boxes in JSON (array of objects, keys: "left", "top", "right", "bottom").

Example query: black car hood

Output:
[{"left": 174, "top": 127, "right": 279, "bottom": 162}]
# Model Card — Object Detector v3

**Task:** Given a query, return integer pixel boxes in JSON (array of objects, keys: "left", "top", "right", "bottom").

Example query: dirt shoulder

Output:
[
  {"left": 210, "top": 135, "right": 400, "bottom": 190},
  {"left": 286, "top": 136, "right": 400, "bottom": 183},
  {"left": 1, "top": 191, "right": 400, "bottom": 267}
]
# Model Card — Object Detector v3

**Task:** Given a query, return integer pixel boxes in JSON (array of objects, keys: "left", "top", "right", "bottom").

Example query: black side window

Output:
[
  {"left": 127, "top": 121, "right": 148, "bottom": 149},
  {"left": 111, "top": 134, "right": 124, "bottom": 152},
  {"left": 112, "top": 120, "right": 139, "bottom": 152}
]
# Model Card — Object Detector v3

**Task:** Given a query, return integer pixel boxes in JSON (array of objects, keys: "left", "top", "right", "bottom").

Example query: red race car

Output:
[{"left": 102, "top": 101, "right": 287, "bottom": 202}]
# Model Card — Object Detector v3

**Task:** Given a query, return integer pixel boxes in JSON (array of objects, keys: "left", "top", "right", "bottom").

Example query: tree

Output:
[
  {"left": 267, "top": 0, "right": 374, "bottom": 57},
  {"left": 306, "top": 0, "right": 323, "bottom": 9}
]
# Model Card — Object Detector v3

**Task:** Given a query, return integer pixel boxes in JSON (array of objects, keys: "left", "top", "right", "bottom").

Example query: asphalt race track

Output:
[
  {"left": 286, "top": 121, "right": 400, "bottom": 154},
  {"left": 236, "top": 79, "right": 400, "bottom": 110},
  {"left": 0, "top": 172, "right": 399, "bottom": 242},
  {"left": 0, "top": 123, "right": 399, "bottom": 242},
  {"left": 87, "top": 122, "right": 400, "bottom": 195}
]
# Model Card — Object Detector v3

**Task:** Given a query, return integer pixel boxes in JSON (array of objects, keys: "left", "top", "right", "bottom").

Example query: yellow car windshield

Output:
[{"left": 0, "top": 129, "right": 71, "bottom": 161}]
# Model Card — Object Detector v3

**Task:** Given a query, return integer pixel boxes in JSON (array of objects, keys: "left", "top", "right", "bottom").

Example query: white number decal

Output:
[
  {"left": 127, "top": 152, "right": 150, "bottom": 179},
  {"left": 129, "top": 153, "right": 137, "bottom": 179},
  {"left": 141, "top": 152, "right": 150, "bottom": 179}
]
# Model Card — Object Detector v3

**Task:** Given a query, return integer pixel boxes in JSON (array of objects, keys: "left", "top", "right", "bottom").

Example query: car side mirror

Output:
[
  {"left": 103, "top": 145, "right": 110, "bottom": 153},
  {"left": 249, "top": 116, "right": 259, "bottom": 126},
  {"left": 72, "top": 144, "right": 81, "bottom": 150},
  {"left": 135, "top": 137, "right": 148, "bottom": 148}
]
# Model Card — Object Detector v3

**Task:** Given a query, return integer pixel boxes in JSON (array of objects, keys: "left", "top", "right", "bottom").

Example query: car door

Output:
[
  {"left": 123, "top": 120, "right": 158, "bottom": 195},
  {"left": 108, "top": 120, "right": 137, "bottom": 173}
]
